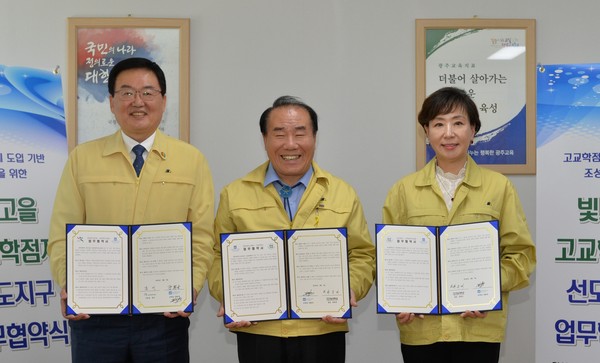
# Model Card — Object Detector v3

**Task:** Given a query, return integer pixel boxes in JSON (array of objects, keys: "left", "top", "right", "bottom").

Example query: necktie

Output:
[
  {"left": 132, "top": 144, "right": 145, "bottom": 176},
  {"left": 275, "top": 181, "right": 300, "bottom": 220}
]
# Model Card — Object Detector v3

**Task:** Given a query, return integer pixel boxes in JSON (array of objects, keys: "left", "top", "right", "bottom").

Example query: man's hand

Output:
[
  {"left": 164, "top": 289, "right": 198, "bottom": 318},
  {"left": 322, "top": 290, "right": 357, "bottom": 324},
  {"left": 60, "top": 288, "right": 90, "bottom": 321},
  {"left": 217, "top": 303, "right": 256, "bottom": 328},
  {"left": 460, "top": 310, "right": 488, "bottom": 319},
  {"left": 395, "top": 312, "right": 424, "bottom": 324}
]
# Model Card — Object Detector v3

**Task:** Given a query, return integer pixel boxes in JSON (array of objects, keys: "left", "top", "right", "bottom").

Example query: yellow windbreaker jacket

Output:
[
  {"left": 209, "top": 161, "right": 375, "bottom": 337},
  {"left": 382, "top": 156, "right": 536, "bottom": 345},
  {"left": 48, "top": 130, "right": 215, "bottom": 294}
]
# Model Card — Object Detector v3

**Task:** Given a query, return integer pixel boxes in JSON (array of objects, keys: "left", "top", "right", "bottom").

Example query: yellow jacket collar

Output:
[
  {"left": 415, "top": 156, "right": 482, "bottom": 189},
  {"left": 102, "top": 130, "right": 169, "bottom": 161},
  {"left": 243, "top": 160, "right": 329, "bottom": 188}
]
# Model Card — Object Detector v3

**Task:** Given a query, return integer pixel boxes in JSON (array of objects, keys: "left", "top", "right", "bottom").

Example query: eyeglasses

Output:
[{"left": 114, "top": 87, "right": 162, "bottom": 101}]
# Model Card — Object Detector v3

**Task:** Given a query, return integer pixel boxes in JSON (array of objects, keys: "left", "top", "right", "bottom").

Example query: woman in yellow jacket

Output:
[{"left": 383, "top": 87, "right": 536, "bottom": 363}]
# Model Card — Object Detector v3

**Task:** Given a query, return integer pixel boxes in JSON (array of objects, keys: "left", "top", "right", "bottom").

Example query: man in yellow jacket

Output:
[
  {"left": 48, "top": 57, "right": 214, "bottom": 362},
  {"left": 208, "top": 95, "right": 375, "bottom": 363}
]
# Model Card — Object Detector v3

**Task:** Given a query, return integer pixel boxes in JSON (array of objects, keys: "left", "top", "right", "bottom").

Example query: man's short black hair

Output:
[{"left": 108, "top": 57, "right": 166, "bottom": 96}]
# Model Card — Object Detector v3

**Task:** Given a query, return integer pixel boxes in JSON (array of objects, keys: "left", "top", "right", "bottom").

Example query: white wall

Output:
[{"left": 5, "top": 0, "right": 597, "bottom": 361}]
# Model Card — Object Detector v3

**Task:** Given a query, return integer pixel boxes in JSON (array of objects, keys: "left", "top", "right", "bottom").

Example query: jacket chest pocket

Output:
[
  {"left": 312, "top": 203, "right": 351, "bottom": 222},
  {"left": 453, "top": 207, "right": 500, "bottom": 224},
  {"left": 405, "top": 208, "right": 447, "bottom": 226},
  {"left": 149, "top": 177, "right": 195, "bottom": 207}
]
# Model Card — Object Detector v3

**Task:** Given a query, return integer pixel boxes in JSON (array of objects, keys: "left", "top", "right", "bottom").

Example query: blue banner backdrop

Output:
[
  {"left": 536, "top": 63, "right": 600, "bottom": 362},
  {"left": 0, "top": 65, "right": 69, "bottom": 360}
]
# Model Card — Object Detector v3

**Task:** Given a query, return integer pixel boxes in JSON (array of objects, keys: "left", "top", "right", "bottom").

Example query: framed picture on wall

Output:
[
  {"left": 67, "top": 17, "right": 190, "bottom": 151},
  {"left": 415, "top": 18, "right": 536, "bottom": 174}
]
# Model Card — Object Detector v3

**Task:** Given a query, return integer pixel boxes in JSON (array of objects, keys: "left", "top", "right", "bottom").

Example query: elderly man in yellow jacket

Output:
[{"left": 208, "top": 95, "right": 375, "bottom": 363}]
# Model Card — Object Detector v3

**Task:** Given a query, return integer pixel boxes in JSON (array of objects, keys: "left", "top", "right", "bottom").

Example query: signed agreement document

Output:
[
  {"left": 66, "top": 222, "right": 193, "bottom": 315},
  {"left": 220, "top": 228, "right": 350, "bottom": 323},
  {"left": 375, "top": 220, "right": 501, "bottom": 315}
]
